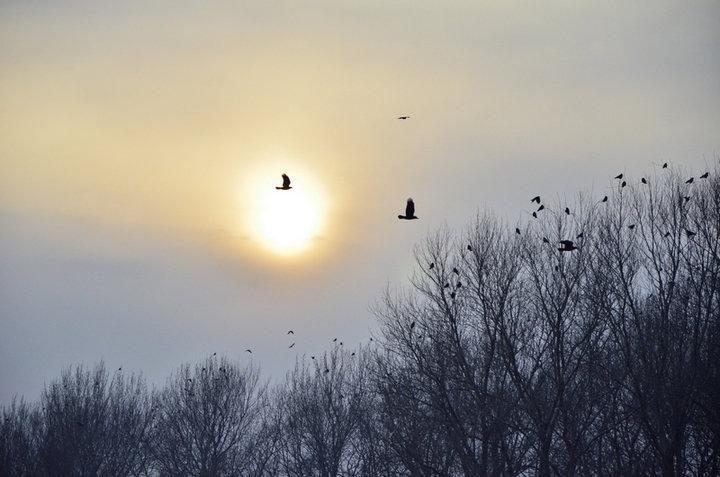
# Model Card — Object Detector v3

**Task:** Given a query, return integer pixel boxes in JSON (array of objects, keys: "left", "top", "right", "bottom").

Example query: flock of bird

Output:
[{"left": 259, "top": 120, "right": 712, "bottom": 358}]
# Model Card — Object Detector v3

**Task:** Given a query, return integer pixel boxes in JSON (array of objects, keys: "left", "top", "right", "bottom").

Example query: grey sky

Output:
[{"left": 1, "top": 0, "right": 718, "bottom": 402}]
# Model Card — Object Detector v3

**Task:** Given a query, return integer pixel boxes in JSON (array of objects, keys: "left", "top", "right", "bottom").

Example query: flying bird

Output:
[
  {"left": 615, "top": 173, "right": 623, "bottom": 179},
  {"left": 398, "top": 198, "right": 418, "bottom": 220},
  {"left": 641, "top": 178, "right": 647, "bottom": 184},
  {"left": 245, "top": 349, "right": 252, "bottom": 353},
  {"left": 333, "top": 338, "right": 338, "bottom": 342},
  {"left": 686, "top": 177, "right": 694, "bottom": 184},
  {"left": 701, "top": 172, "right": 709, "bottom": 179},
  {"left": 628, "top": 224, "right": 635, "bottom": 230},
  {"left": 287, "top": 330, "right": 294, "bottom": 335},
  {"left": 537, "top": 204, "right": 545, "bottom": 212},
  {"left": 662, "top": 162, "right": 668, "bottom": 169},
  {"left": 684, "top": 196, "right": 691, "bottom": 202},
  {"left": 542, "top": 237, "right": 550, "bottom": 244},
  {"left": 444, "top": 282, "right": 450, "bottom": 288},
  {"left": 601, "top": 196, "right": 608, "bottom": 203},
  {"left": 289, "top": 343, "right": 295, "bottom": 349},
  {"left": 276, "top": 173, "right": 292, "bottom": 190},
  {"left": 398, "top": 116, "right": 410, "bottom": 120},
  {"left": 664, "top": 232, "right": 671, "bottom": 238},
  {"left": 576, "top": 232, "right": 584, "bottom": 239},
  {"left": 686, "top": 230, "right": 696, "bottom": 237},
  {"left": 531, "top": 196, "right": 541, "bottom": 204}
]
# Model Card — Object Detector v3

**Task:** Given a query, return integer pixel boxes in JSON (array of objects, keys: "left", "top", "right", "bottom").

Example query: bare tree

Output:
[
  {"left": 29, "top": 362, "right": 154, "bottom": 476},
  {"left": 151, "top": 355, "right": 269, "bottom": 476},
  {"left": 0, "top": 398, "right": 39, "bottom": 476},
  {"left": 276, "top": 348, "right": 369, "bottom": 477}
]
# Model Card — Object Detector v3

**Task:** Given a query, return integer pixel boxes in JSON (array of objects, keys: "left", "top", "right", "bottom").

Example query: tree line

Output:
[{"left": 2, "top": 168, "right": 719, "bottom": 476}]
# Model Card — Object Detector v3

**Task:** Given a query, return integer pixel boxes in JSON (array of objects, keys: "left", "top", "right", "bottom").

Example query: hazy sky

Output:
[{"left": 1, "top": 0, "right": 719, "bottom": 403}]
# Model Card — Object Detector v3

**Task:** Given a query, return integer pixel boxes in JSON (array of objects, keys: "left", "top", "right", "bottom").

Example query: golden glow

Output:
[{"left": 243, "top": 165, "right": 326, "bottom": 256}]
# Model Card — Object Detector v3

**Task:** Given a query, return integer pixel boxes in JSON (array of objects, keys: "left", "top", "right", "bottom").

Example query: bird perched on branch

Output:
[{"left": 558, "top": 240, "right": 577, "bottom": 252}]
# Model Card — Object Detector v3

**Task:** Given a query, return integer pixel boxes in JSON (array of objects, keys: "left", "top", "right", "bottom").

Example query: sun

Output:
[
  {"left": 243, "top": 168, "right": 326, "bottom": 256},
  {"left": 258, "top": 188, "right": 321, "bottom": 254}
]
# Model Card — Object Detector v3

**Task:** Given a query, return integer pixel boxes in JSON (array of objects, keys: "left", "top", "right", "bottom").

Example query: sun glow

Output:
[{"left": 244, "top": 168, "right": 326, "bottom": 256}]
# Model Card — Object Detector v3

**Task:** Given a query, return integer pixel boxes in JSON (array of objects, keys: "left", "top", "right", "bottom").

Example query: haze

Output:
[{"left": 1, "top": 0, "right": 719, "bottom": 403}]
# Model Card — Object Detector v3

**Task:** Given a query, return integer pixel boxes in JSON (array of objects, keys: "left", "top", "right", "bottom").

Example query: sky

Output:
[{"left": 1, "top": 0, "right": 719, "bottom": 403}]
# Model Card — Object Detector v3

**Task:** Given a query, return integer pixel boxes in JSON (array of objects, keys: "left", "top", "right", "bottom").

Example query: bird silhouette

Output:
[
  {"left": 213, "top": 352, "right": 217, "bottom": 356},
  {"left": 531, "top": 196, "right": 541, "bottom": 204},
  {"left": 245, "top": 349, "right": 252, "bottom": 353},
  {"left": 543, "top": 237, "right": 550, "bottom": 244},
  {"left": 641, "top": 178, "right": 647, "bottom": 184},
  {"left": 686, "top": 230, "right": 696, "bottom": 237},
  {"left": 450, "top": 291, "right": 456, "bottom": 299},
  {"left": 453, "top": 267, "right": 459, "bottom": 274},
  {"left": 686, "top": 177, "right": 694, "bottom": 184},
  {"left": 558, "top": 240, "right": 577, "bottom": 252},
  {"left": 701, "top": 172, "right": 709, "bottom": 179},
  {"left": 287, "top": 330, "right": 294, "bottom": 335},
  {"left": 311, "top": 355, "right": 315, "bottom": 359},
  {"left": 410, "top": 322, "right": 415, "bottom": 330},
  {"left": 275, "top": 173, "right": 292, "bottom": 190},
  {"left": 621, "top": 181, "right": 627, "bottom": 188},
  {"left": 515, "top": 227, "right": 521, "bottom": 235},
  {"left": 576, "top": 232, "right": 584, "bottom": 239},
  {"left": 467, "top": 244, "right": 473, "bottom": 251},
  {"left": 662, "top": 162, "right": 668, "bottom": 168},
  {"left": 565, "top": 207, "right": 570, "bottom": 215},
  {"left": 444, "top": 282, "right": 450, "bottom": 288},
  {"left": 429, "top": 262, "right": 435, "bottom": 270},
  {"left": 398, "top": 198, "right": 418, "bottom": 220},
  {"left": 664, "top": 232, "right": 671, "bottom": 238},
  {"left": 289, "top": 343, "right": 295, "bottom": 349},
  {"left": 628, "top": 224, "right": 636, "bottom": 230},
  {"left": 601, "top": 196, "right": 608, "bottom": 203},
  {"left": 532, "top": 212, "right": 538, "bottom": 219},
  {"left": 351, "top": 352, "right": 355, "bottom": 357},
  {"left": 398, "top": 116, "right": 410, "bottom": 120},
  {"left": 615, "top": 173, "right": 623, "bottom": 179},
  {"left": 118, "top": 367, "right": 122, "bottom": 371},
  {"left": 684, "top": 196, "right": 691, "bottom": 202},
  {"left": 456, "top": 281, "right": 462, "bottom": 288},
  {"left": 333, "top": 338, "right": 338, "bottom": 342},
  {"left": 537, "top": 204, "right": 545, "bottom": 212}
]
